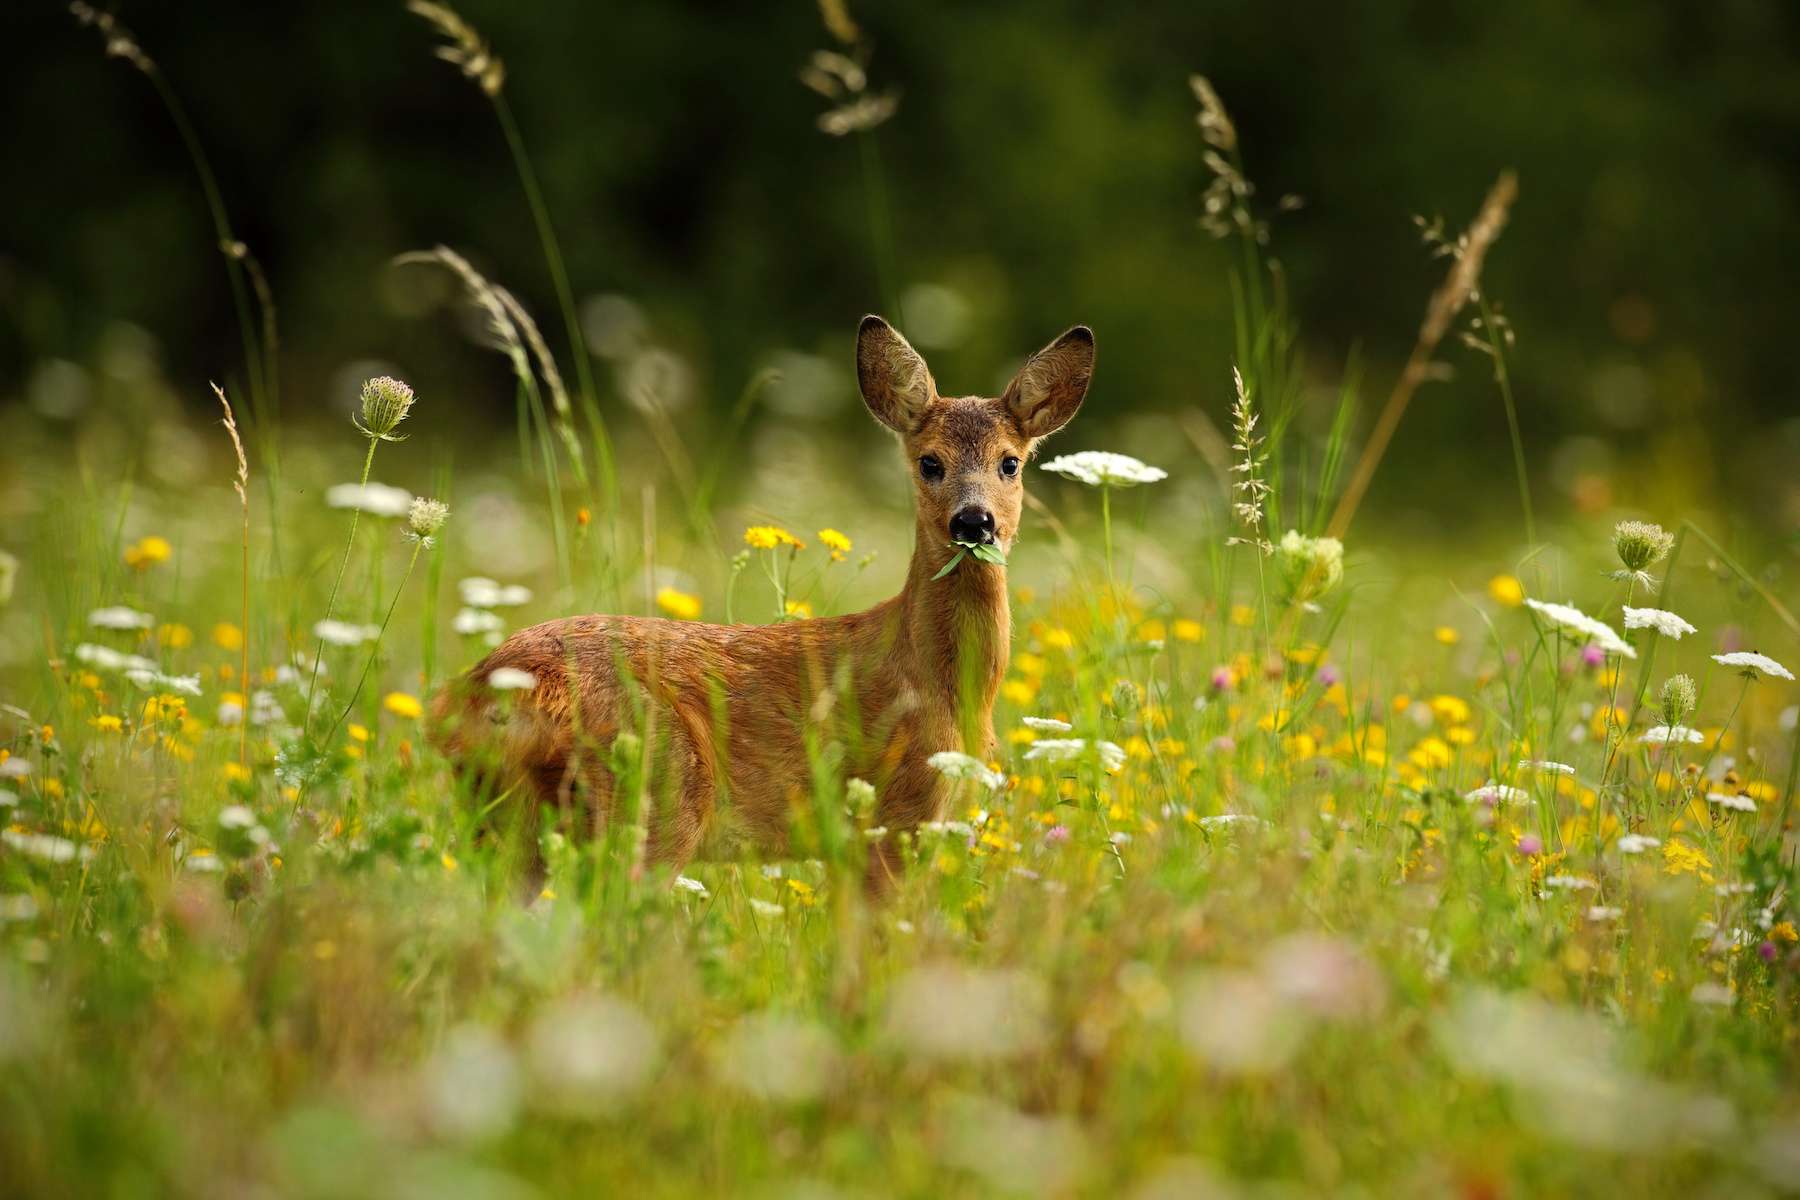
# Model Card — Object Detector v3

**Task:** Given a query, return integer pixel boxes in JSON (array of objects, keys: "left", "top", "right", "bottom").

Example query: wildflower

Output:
[
  {"left": 656, "top": 587, "right": 702, "bottom": 620},
  {"left": 1275, "top": 530, "right": 1344, "bottom": 603},
  {"left": 1640, "top": 724, "right": 1703, "bottom": 745},
  {"left": 1706, "top": 791, "right": 1756, "bottom": 814},
  {"left": 1542, "top": 874, "right": 1598, "bottom": 891},
  {"left": 1487, "top": 575, "right": 1525, "bottom": 607},
  {"left": 453, "top": 608, "right": 504, "bottom": 639},
  {"left": 1022, "top": 716, "right": 1073, "bottom": 733},
  {"left": 844, "top": 778, "right": 876, "bottom": 821},
  {"left": 90, "top": 714, "right": 123, "bottom": 733},
  {"left": 818, "top": 528, "right": 852, "bottom": 561},
  {"left": 1712, "top": 651, "right": 1794, "bottom": 682},
  {"left": 1465, "top": 783, "right": 1531, "bottom": 806},
  {"left": 1662, "top": 839, "right": 1711, "bottom": 877},
  {"left": 1043, "top": 824, "right": 1071, "bottom": 845},
  {"left": 458, "top": 577, "right": 532, "bottom": 608},
  {"left": 1612, "top": 519, "right": 1673, "bottom": 583},
  {"left": 486, "top": 667, "right": 537, "bottom": 691},
  {"left": 1516, "top": 833, "right": 1543, "bottom": 857},
  {"left": 1434, "top": 625, "right": 1460, "bottom": 646},
  {"left": 326, "top": 482, "right": 412, "bottom": 517},
  {"left": 927, "top": 751, "right": 1004, "bottom": 791},
  {"left": 1616, "top": 834, "right": 1660, "bottom": 854},
  {"left": 125, "top": 668, "right": 201, "bottom": 697},
  {"left": 1172, "top": 618, "right": 1204, "bottom": 642},
  {"left": 1622, "top": 606, "right": 1695, "bottom": 640},
  {"left": 1518, "top": 759, "right": 1576, "bottom": 776},
  {"left": 1580, "top": 644, "right": 1606, "bottom": 669},
  {"left": 407, "top": 497, "right": 450, "bottom": 545},
  {"left": 1040, "top": 450, "right": 1167, "bottom": 488},
  {"left": 1210, "top": 666, "right": 1234, "bottom": 691},
  {"left": 1, "top": 830, "right": 93, "bottom": 864},
  {"left": 1660, "top": 674, "right": 1697, "bottom": 726},
  {"left": 744, "top": 525, "right": 804, "bottom": 551},
  {"left": 313, "top": 619, "right": 379, "bottom": 647},
  {"left": 1523, "top": 598, "right": 1635, "bottom": 658},
  {"left": 212, "top": 623, "right": 244, "bottom": 651},
  {"left": 123, "top": 535, "right": 172, "bottom": 569},
  {"left": 158, "top": 623, "right": 192, "bottom": 649},
  {"left": 73, "top": 643, "right": 155, "bottom": 674},
  {"left": 384, "top": 692, "right": 424, "bottom": 719},
  {"left": 88, "top": 606, "right": 154, "bottom": 631},
  {"left": 1586, "top": 906, "right": 1623, "bottom": 922},
  {"left": 784, "top": 599, "right": 813, "bottom": 619},
  {"left": 748, "top": 898, "right": 784, "bottom": 918},
  {"left": 672, "top": 875, "right": 709, "bottom": 898},
  {"left": 354, "top": 375, "right": 416, "bottom": 441}
]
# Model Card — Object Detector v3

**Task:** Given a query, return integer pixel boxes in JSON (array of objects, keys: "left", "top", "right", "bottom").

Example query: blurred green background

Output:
[{"left": 4, "top": 0, "right": 1799, "bottom": 534}]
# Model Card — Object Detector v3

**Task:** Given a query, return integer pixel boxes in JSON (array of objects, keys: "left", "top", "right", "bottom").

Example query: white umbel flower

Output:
[
  {"left": 927, "top": 751, "right": 1005, "bottom": 791},
  {"left": 1706, "top": 791, "right": 1757, "bottom": 813},
  {"left": 1021, "top": 716, "right": 1073, "bottom": 733},
  {"left": 1040, "top": 451, "right": 1167, "bottom": 488},
  {"left": 1022, "top": 738, "right": 1126, "bottom": 774},
  {"left": 1712, "top": 651, "right": 1794, "bottom": 681},
  {"left": 1622, "top": 606, "right": 1696, "bottom": 639},
  {"left": 1524, "top": 598, "right": 1636, "bottom": 659},
  {"left": 74, "top": 643, "right": 157, "bottom": 674},
  {"left": 486, "top": 667, "right": 537, "bottom": 691},
  {"left": 1616, "top": 834, "right": 1661, "bottom": 854},
  {"left": 124, "top": 668, "right": 202, "bottom": 696},
  {"left": 453, "top": 608, "right": 506, "bottom": 636},
  {"left": 313, "top": 619, "right": 380, "bottom": 647},
  {"left": 1465, "top": 783, "right": 1532, "bottom": 806},
  {"left": 1516, "top": 759, "right": 1576, "bottom": 776},
  {"left": 1639, "top": 725, "right": 1704, "bottom": 745},
  {"left": 459, "top": 577, "right": 534, "bottom": 608},
  {"left": 326, "top": 481, "right": 413, "bottom": 517},
  {"left": 88, "top": 606, "right": 154, "bottom": 630}
]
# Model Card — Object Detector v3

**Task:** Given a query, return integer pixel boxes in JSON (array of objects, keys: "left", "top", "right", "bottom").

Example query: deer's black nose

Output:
[{"left": 948, "top": 506, "right": 996, "bottom": 545}]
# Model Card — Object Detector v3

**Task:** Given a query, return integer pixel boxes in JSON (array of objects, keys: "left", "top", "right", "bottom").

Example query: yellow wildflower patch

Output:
[{"left": 656, "top": 587, "right": 702, "bottom": 620}]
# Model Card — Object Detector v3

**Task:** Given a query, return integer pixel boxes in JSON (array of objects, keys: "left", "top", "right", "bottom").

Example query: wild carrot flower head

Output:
[
  {"left": 1612, "top": 520, "right": 1673, "bottom": 573},
  {"left": 1040, "top": 451, "right": 1167, "bottom": 488},
  {"left": 1275, "top": 530, "right": 1344, "bottom": 603},
  {"left": 1712, "top": 651, "right": 1794, "bottom": 682},
  {"left": 1660, "top": 674, "right": 1697, "bottom": 726},
  {"left": 356, "top": 376, "right": 416, "bottom": 441},
  {"left": 407, "top": 498, "right": 450, "bottom": 545},
  {"left": 1622, "top": 606, "right": 1695, "bottom": 640}
]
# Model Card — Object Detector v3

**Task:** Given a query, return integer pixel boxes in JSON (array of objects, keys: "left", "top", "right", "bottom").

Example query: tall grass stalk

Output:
[{"left": 211, "top": 383, "right": 251, "bottom": 766}]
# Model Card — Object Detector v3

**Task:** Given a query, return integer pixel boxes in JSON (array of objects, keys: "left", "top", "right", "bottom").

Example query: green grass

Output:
[{"left": 5, "top": 10, "right": 1797, "bottom": 1197}]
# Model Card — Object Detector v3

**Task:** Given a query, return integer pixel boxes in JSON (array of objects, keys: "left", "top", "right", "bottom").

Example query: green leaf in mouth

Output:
[{"left": 934, "top": 540, "right": 1007, "bottom": 579}]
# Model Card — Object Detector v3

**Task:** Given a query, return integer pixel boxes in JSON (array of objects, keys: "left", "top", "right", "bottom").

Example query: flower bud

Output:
[
  {"left": 357, "top": 376, "right": 416, "bottom": 441},
  {"left": 1612, "top": 520, "right": 1673, "bottom": 573},
  {"left": 1660, "top": 673, "right": 1697, "bottom": 727},
  {"left": 408, "top": 497, "right": 450, "bottom": 542}
]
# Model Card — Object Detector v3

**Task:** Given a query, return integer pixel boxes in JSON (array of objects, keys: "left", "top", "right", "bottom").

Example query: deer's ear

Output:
[
  {"left": 1004, "top": 326, "right": 1094, "bottom": 440},
  {"left": 856, "top": 315, "right": 935, "bottom": 434}
]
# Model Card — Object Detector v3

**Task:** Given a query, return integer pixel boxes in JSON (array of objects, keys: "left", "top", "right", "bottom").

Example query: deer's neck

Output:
[{"left": 897, "top": 527, "right": 1011, "bottom": 736}]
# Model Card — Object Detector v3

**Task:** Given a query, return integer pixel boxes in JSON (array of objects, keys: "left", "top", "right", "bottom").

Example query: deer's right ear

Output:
[{"left": 856, "top": 315, "right": 935, "bottom": 434}]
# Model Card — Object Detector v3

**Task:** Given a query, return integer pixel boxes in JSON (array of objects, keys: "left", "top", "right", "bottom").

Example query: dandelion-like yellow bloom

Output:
[
  {"left": 383, "top": 692, "right": 424, "bottom": 720},
  {"left": 124, "top": 535, "right": 172, "bottom": 569},
  {"left": 785, "top": 599, "right": 814, "bottom": 619},
  {"left": 1433, "top": 625, "right": 1460, "bottom": 646},
  {"left": 1172, "top": 618, "right": 1204, "bottom": 642},
  {"left": 159, "top": 623, "right": 193, "bottom": 649},
  {"left": 90, "top": 714, "right": 123, "bottom": 733},
  {"left": 1487, "top": 574, "right": 1524, "bottom": 607},
  {"left": 656, "top": 587, "right": 702, "bottom": 620},
  {"left": 818, "top": 528, "right": 852, "bottom": 561},
  {"left": 212, "top": 623, "right": 244, "bottom": 651},
  {"left": 744, "top": 525, "right": 804, "bottom": 551}
]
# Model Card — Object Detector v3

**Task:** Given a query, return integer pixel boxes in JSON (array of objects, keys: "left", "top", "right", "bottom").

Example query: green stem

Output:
[
  {"left": 301, "top": 438, "right": 379, "bottom": 734},
  {"left": 320, "top": 540, "right": 425, "bottom": 750},
  {"left": 1477, "top": 295, "right": 1534, "bottom": 545}
]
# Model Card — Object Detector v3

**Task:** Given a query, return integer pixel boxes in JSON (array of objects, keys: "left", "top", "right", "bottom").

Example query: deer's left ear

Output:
[{"left": 1004, "top": 326, "right": 1094, "bottom": 440}]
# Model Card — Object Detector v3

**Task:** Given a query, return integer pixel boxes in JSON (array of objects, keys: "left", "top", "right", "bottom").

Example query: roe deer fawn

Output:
[{"left": 430, "top": 315, "right": 1094, "bottom": 894}]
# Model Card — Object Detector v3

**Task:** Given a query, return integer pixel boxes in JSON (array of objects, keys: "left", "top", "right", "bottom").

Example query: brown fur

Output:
[{"left": 430, "top": 316, "right": 1094, "bottom": 894}]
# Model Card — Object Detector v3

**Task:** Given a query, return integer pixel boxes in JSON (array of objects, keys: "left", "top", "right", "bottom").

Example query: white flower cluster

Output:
[
  {"left": 1712, "top": 651, "right": 1794, "bottom": 681},
  {"left": 1523, "top": 598, "right": 1635, "bottom": 659},
  {"left": 326, "top": 481, "right": 413, "bottom": 517},
  {"left": 1040, "top": 451, "right": 1167, "bottom": 488},
  {"left": 1621, "top": 606, "right": 1696, "bottom": 640},
  {"left": 927, "top": 751, "right": 1005, "bottom": 791}
]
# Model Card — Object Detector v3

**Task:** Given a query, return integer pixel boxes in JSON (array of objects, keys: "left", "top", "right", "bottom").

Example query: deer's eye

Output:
[
  {"left": 919, "top": 455, "right": 944, "bottom": 482},
  {"left": 1000, "top": 455, "right": 1021, "bottom": 479}
]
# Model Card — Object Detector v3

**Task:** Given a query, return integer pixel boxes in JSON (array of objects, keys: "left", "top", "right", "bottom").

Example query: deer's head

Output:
[{"left": 856, "top": 315, "right": 1093, "bottom": 556}]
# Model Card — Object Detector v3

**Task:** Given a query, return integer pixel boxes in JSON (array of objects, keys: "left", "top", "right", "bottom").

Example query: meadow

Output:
[{"left": 2, "top": 5, "right": 1798, "bottom": 1197}]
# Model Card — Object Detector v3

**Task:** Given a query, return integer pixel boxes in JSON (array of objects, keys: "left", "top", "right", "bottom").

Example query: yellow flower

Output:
[
  {"left": 441, "top": 852, "right": 459, "bottom": 872},
  {"left": 212, "top": 623, "right": 244, "bottom": 651},
  {"left": 1433, "top": 625, "right": 1460, "bottom": 646},
  {"left": 818, "top": 528, "right": 852, "bottom": 561},
  {"left": 1042, "top": 627, "right": 1075, "bottom": 651},
  {"left": 158, "top": 623, "right": 193, "bottom": 649},
  {"left": 656, "top": 587, "right": 702, "bottom": 620},
  {"left": 1429, "top": 694, "right": 1471, "bottom": 725},
  {"left": 383, "top": 692, "right": 423, "bottom": 719},
  {"left": 1172, "top": 618, "right": 1205, "bottom": 643},
  {"left": 1230, "top": 604, "right": 1256, "bottom": 628},
  {"left": 744, "top": 525, "right": 804, "bottom": 551},
  {"left": 1662, "top": 839, "right": 1713, "bottom": 880},
  {"left": 1137, "top": 619, "right": 1167, "bottom": 643},
  {"left": 1772, "top": 921, "right": 1798, "bottom": 944},
  {"left": 123, "top": 535, "right": 172, "bottom": 569},
  {"left": 348, "top": 724, "right": 370, "bottom": 743},
  {"left": 785, "top": 599, "right": 814, "bottom": 619},
  {"left": 223, "top": 762, "right": 251, "bottom": 783},
  {"left": 785, "top": 878, "right": 817, "bottom": 907},
  {"left": 1488, "top": 574, "right": 1525, "bottom": 607},
  {"left": 1001, "top": 679, "right": 1035, "bottom": 706}
]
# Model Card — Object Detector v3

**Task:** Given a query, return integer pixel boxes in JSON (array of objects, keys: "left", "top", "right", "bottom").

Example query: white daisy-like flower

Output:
[
  {"left": 124, "top": 668, "right": 202, "bottom": 696},
  {"left": 1639, "top": 724, "right": 1704, "bottom": 745},
  {"left": 0, "top": 759, "right": 31, "bottom": 780},
  {"left": 313, "top": 619, "right": 380, "bottom": 647},
  {"left": 673, "top": 875, "right": 709, "bottom": 897},
  {"left": 1616, "top": 834, "right": 1661, "bottom": 854},
  {"left": 73, "top": 643, "right": 157, "bottom": 674},
  {"left": 1712, "top": 651, "right": 1794, "bottom": 681},
  {"left": 1021, "top": 716, "right": 1073, "bottom": 733},
  {"left": 1524, "top": 598, "right": 1636, "bottom": 659},
  {"left": 748, "top": 898, "right": 784, "bottom": 918},
  {"left": 326, "top": 481, "right": 413, "bottom": 517},
  {"left": 927, "top": 751, "right": 1004, "bottom": 791},
  {"left": 486, "top": 667, "right": 538, "bottom": 691},
  {"left": 1516, "top": 759, "right": 1576, "bottom": 776},
  {"left": 1198, "top": 813, "right": 1268, "bottom": 830},
  {"left": 453, "top": 608, "right": 506, "bottom": 637},
  {"left": 0, "top": 789, "right": 18, "bottom": 807},
  {"left": 1621, "top": 606, "right": 1696, "bottom": 639},
  {"left": 1040, "top": 450, "right": 1167, "bottom": 488},
  {"left": 1021, "top": 737, "right": 1126, "bottom": 774},
  {"left": 1542, "top": 874, "right": 1598, "bottom": 891},
  {"left": 1465, "top": 783, "right": 1532, "bottom": 806},
  {"left": 88, "top": 606, "right": 154, "bottom": 631},
  {"left": 918, "top": 820, "right": 977, "bottom": 838},
  {"left": 1, "top": 830, "right": 94, "bottom": 864},
  {"left": 1706, "top": 791, "right": 1756, "bottom": 813},
  {"left": 459, "top": 577, "right": 534, "bottom": 608},
  {"left": 218, "top": 805, "right": 258, "bottom": 830},
  {"left": 1586, "top": 906, "right": 1624, "bottom": 922}
]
